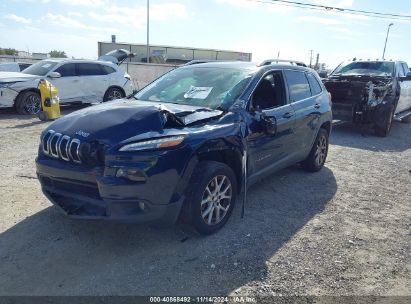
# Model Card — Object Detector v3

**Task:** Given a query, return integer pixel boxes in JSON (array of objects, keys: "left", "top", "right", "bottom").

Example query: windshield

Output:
[
  {"left": 22, "top": 61, "right": 59, "bottom": 76},
  {"left": 135, "top": 66, "right": 254, "bottom": 110},
  {"left": 332, "top": 61, "right": 394, "bottom": 77}
]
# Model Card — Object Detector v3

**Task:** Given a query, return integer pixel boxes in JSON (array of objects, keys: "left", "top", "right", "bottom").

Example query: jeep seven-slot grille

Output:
[{"left": 42, "top": 130, "right": 81, "bottom": 163}]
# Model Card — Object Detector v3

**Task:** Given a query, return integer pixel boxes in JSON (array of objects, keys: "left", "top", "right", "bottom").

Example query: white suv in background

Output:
[{"left": 0, "top": 49, "right": 134, "bottom": 114}]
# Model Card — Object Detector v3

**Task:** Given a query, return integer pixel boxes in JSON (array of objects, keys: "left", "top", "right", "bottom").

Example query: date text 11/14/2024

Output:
[{"left": 149, "top": 296, "right": 257, "bottom": 303}]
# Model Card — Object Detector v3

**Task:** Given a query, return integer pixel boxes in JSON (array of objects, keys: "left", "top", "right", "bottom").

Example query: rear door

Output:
[
  {"left": 396, "top": 62, "right": 411, "bottom": 114},
  {"left": 284, "top": 70, "right": 323, "bottom": 157},
  {"left": 50, "top": 63, "right": 81, "bottom": 103},
  {"left": 76, "top": 63, "right": 109, "bottom": 103},
  {"left": 246, "top": 70, "right": 296, "bottom": 178}
]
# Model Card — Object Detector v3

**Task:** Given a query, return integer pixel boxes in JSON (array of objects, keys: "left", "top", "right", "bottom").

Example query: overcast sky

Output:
[{"left": 1, "top": 0, "right": 410, "bottom": 68}]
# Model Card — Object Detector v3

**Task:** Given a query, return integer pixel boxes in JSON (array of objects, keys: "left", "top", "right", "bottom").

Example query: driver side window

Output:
[
  {"left": 54, "top": 63, "right": 76, "bottom": 77},
  {"left": 252, "top": 72, "right": 285, "bottom": 110}
]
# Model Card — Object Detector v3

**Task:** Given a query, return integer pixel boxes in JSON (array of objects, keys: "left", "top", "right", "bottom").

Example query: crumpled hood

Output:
[
  {"left": 0, "top": 71, "right": 40, "bottom": 83},
  {"left": 325, "top": 75, "right": 393, "bottom": 84},
  {"left": 46, "top": 99, "right": 223, "bottom": 146}
]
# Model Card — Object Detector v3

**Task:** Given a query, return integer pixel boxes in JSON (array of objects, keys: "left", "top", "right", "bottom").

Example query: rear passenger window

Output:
[
  {"left": 306, "top": 73, "right": 322, "bottom": 95},
  {"left": 77, "top": 63, "right": 105, "bottom": 76},
  {"left": 284, "top": 70, "right": 311, "bottom": 102},
  {"left": 55, "top": 63, "right": 76, "bottom": 77},
  {"left": 102, "top": 65, "right": 116, "bottom": 74}
]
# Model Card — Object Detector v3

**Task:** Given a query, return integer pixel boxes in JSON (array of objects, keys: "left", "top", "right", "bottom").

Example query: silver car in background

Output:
[{"left": 0, "top": 49, "right": 134, "bottom": 114}]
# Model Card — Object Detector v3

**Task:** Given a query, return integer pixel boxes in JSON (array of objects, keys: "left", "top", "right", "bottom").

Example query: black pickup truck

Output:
[
  {"left": 36, "top": 61, "right": 332, "bottom": 235},
  {"left": 323, "top": 60, "right": 411, "bottom": 136}
]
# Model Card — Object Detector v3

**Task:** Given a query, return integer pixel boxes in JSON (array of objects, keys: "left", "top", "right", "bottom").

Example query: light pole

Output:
[
  {"left": 146, "top": 0, "right": 150, "bottom": 63},
  {"left": 382, "top": 23, "right": 393, "bottom": 60},
  {"left": 309, "top": 49, "right": 314, "bottom": 68}
]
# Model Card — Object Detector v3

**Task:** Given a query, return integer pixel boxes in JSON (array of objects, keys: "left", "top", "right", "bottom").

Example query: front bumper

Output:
[
  {"left": 0, "top": 87, "right": 18, "bottom": 108},
  {"left": 332, "top": 101, "right": 390, "bottom": 124},
  {"left": 36, "top": 147, "right": 195, "bottom": 224}
]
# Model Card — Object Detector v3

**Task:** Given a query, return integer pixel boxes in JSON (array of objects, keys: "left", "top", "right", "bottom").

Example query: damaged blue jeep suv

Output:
[{"left": 36, "top": 60, "right": 332, "bottom": 235}]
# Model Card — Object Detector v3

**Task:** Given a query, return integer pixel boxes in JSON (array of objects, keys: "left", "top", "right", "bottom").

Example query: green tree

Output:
[
  {"left": 0, "top": 48, "right": 18, "bottom": 56},
  {"left": 49, "top": 50, "right": 67, "bottom": 58}
]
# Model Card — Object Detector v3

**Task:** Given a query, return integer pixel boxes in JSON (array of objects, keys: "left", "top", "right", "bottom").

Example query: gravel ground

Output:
[{"left": 0, "top": 106, "right": 410, "bottom": 299}]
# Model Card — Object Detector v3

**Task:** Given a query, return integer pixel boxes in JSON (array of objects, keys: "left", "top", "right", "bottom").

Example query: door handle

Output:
[
  {"left": 314, "top": 103, "right": 321, "bottom": 109},
  {"left": 283, "top": 112, "right": 293, "bottom": 119}
]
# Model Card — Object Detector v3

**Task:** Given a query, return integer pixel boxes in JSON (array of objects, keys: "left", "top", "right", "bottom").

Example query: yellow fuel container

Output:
[{"left": 38, "top": 79, "right": 61, "bottom": 121}]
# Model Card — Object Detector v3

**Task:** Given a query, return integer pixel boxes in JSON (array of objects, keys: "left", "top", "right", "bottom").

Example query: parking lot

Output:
[{"left": 0, "top": 106, "right": 410, "bottom": 297}]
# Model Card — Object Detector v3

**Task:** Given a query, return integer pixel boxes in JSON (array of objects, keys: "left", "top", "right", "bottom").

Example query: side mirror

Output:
[
  {"left": 262, "top": 114, "right": 277, "bottom": 135},
  {"left": 406, "top": 71, "right": 411, "bottom": 77},
  {"left": 249, "top": 102, "right": 277, "bottom": 135},
  {"left": 48, "top": 72, "right": 61, "bottom": 79},
  {"left": 399, "top": 74, "right": 411, "bottom": 81}
]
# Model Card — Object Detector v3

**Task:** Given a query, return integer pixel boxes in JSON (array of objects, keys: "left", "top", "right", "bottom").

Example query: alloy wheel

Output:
[
  {"left": 107, "top": 89, "right": 123, "bottom": 100},
  {"left": 201, "top": 175, "right": 232, "bottom": 226},
  {"left": 314, "top": 135, "right": 327, "bottom": 166},
  {"left": 24, "top": 94, "right": 41, "bottom": 114}
]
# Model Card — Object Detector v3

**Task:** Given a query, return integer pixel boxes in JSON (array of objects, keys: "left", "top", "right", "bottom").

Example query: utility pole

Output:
[
  {"left": 277, "top": 50, "right": 280, "bottom": 59},
  {"left": 315, "top": 53, "right": 319, "bottom": 70},
  {"left": 146, "top": 0, "right": 150, "bottom": 63},
  {"left": 309, "top": 50, "right": 314, "bottom": 68},
  {"left": 382, "top": 23, "right": 393, "bottom": 60}
]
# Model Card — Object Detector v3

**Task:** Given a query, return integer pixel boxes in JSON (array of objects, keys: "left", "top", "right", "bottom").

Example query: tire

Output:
[
  {"left": 375, "top": 104, "right": 394, "bottom": 137},
  {"left": 182, "top": 161, "right": 237, "bottom": 235},
  {"left": 301, "top": 128, "right": 329, "bottom": 172},
  {"left": 15, "top": 91, "right": 41, "bottom": 115},
  {"left": 103, "top": 87, "right": 125, "bottom": 102},
  {"left": 38, "top": 111, "right": 49, "bottom": 121}
]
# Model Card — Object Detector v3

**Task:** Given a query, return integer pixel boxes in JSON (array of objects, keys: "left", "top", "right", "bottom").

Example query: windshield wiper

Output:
[
  {"left": 216, "top": 105, "right": 228, "bottom": 113},
  {"left": 174, "top": 107, "right": 213, "bottom": 117},
  {"left": 193, "top": 107, "right": 213, "bottom": 112}
]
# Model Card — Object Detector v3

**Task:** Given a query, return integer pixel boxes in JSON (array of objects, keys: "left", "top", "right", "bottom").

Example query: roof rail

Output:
[
  {"left": 183, "top": 59, "right": 217, "bottom": 66},
  {"left": 258, "top": 59, "right": 307, "bottom": 67},
  {"left": 184, "top": 59, "right": 254, "bottom": 66}
]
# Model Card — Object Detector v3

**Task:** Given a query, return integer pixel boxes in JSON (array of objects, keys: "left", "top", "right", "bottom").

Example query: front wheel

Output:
[
  {"left": 301, "top": 128, "right": 329, "bottom": 172},
  {"left": 103, "top": 87, "right": 125, "bottom": 102},
  {"left": 375, "top": 104, "right": 394, "bottom": 137},
  {"left": 15, "top": 91, "right": 41, "bottom": 115},
  {"left": 183, "top": 161, "right": 237, "bottom": 235}
]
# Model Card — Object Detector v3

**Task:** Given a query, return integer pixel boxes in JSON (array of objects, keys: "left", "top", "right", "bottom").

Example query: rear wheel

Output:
[
  {"left": 182, "top": 161, "right": 237, "bottom": 235},
  {"left": 15, "top": 91, "right": 41, "bottom": 115},
  {"left": 375, "top": 104, "right": 394, "bottom": 137},
  {"left": 103, "top": 87, "right": 124, "bottom": 102},
  {"left": 301, "top": 128, "right": 329, "bottom": 172}
]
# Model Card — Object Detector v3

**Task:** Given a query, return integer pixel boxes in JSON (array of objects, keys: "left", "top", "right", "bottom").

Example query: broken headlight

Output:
[{"left": 119, "top": 135, "right": 185, "bottom": 152}]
